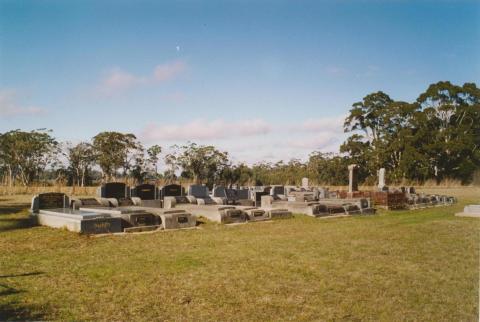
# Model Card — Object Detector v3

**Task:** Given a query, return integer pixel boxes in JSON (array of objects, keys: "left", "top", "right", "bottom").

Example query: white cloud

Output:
[
  {"left": 153, "top": 61, "right": 186, "bottom": 82},
  {"left": 0, "top": 89, "right": 45, "bottom": 117},
  {"left": 298, "top": 114, "right": 347, "bottom": 133},
  {"left": 96, "top": 60, "right": 187, "bottom": 96},
  {"left": 140, "top": 118, "right": 271, "bottom": 142},
  {"left": 138, "top": 113, "right": 348, "bottom": 166},
  {"left": 97, "top": 68, "right": 146, "bottom": 95}
]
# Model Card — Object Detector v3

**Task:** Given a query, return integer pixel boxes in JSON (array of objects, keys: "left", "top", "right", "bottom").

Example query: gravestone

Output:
[
  {"left": 302, "top": 177, "right": 309, "bottom": 189},
  {"left": 188, "top": 185, "right": 209, "bottom": 198},
  {"left": 132, "top": 184, "right": 157, "bottom": 200},
  {"left": 212, "top": 186, "right": 227, "bottom": 198},
  {"left": 378, "top": 168, "right": 386, "bottom": 190},
  {"left": 270, "top": 185, "right": 285, "bottom": 198},
  {"left": 237, "top": 189, "right": 249, "bottom": 200},
  {"left": 101, "top": 182, "right": 128, "bottom": 199},
  {"left": 31, "top": 192, "right": 70, "bottom": 213},
  {"left": 348, "top": 164, "right": 359, "bottom": 193},
  {"left": 161, "top": 184, "right": 183, "bottom": 197}
]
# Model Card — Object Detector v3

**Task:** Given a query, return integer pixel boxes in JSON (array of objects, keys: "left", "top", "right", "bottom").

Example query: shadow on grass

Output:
[
  {"left": 0, "top": 272, "right": 44, "bottom": 279},
  {"left": 0, "top": 204, "right": 34, "bottom": 233},
  {"left": 0, "top": 302, "right": 48, "bottom": 321},
  {"left": 0, "top": 271, "right": 48, "bottom": 320},
  {"left": 0, "top": 205, "right": 29, "bottom": 216}
]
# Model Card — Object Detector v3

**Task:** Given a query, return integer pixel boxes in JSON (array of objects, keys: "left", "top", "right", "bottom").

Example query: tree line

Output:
[{"left": 0, "top": 81, "right": 478, "bottom": 187}]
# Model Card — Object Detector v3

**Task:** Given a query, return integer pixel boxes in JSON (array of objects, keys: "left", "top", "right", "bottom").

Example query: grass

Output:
[{"left": 0, "top": 188, "right": 479, "bottom": 321}]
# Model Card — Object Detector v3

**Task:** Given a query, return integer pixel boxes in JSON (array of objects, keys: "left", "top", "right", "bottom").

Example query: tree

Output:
[
  {"left": 414, "top": 81, "right": 480, "bottom": 183},
  {"left": 146, "top": 144, "right": 162, "bottom": 178},
  {"left": 0, "top": 129, "right": 58, "bottom": 186},
  {"left": 92, "top": 131, "right": 140, "bottom": 181},
  {"left": 174, "top": 142, "right": 229, "bottom": 186},
  {"left": 67, "top": 142, "right": 96, "bottom": 187}
]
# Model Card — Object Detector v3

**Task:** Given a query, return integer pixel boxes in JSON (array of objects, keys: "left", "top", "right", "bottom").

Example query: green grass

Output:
[{"left": 0, "top": 190, "right": 479, "bottom": 321}]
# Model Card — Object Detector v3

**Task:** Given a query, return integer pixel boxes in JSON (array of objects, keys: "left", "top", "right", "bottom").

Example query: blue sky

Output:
[{"left": 1, "top": 0, "right": 479, "bottom": 164}]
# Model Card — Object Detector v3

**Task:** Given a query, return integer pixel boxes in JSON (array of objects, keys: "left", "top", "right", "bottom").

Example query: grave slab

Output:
[{"left": 35, "top": 208, "right": 122, "bottom": 234}]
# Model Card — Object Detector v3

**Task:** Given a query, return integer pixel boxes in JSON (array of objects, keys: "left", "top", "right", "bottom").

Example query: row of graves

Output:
[
  {"left": 337, "top": 165, "right": 457, "bottom": 209},
  {"left": 30, "top": 179, "right": 372, "bottom": 235},
  {"left": 30, "top": 167, "right": 458, "bottom": 235}
]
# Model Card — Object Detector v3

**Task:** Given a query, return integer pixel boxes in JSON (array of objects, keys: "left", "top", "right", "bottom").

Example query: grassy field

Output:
[{"left": 0, "top": 188, "right": 479, "bottom": 321}]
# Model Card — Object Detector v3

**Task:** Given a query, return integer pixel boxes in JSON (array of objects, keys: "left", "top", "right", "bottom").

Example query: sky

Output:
[{"left": 0, "top": 0, "right": 479, "bottom": 166}]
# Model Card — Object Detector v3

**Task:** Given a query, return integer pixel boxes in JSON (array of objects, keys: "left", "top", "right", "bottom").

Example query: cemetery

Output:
[
  {"left": 1, "top": 1, "right": 479, "bottom": 319},
  {"left": 27, "top": 166, "right": 460, "bottom": 235}
]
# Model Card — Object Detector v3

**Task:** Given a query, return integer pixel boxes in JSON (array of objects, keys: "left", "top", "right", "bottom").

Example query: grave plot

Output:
[
  {"left": 261, "top": 195, "right": 321, "bottom": 217},
  {"left": 31, "top": 193, "right": 122, "bottom": 234},
  {"left": 164, "top": 196, "right": 247, "bottom": 224},
  {"left": 333, "top": 166, "right": 457, "bottom": 210},
  {"left": 79, "top": 206, "right": 160, "bottom": 232},
  {"left": 234, "top": 206, "right": 270, "bottom": 221}
]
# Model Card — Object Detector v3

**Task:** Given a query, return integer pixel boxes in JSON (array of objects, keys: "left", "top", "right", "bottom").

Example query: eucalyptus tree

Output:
[
  {"left": 67, "top": 142, "right": 96, "bottom": 187},
  {"left": 92, "top": 131, "right": 141, "bottom": 181},
  {"left": 0, "top": 129, "right": 58, "bottom": 186}
]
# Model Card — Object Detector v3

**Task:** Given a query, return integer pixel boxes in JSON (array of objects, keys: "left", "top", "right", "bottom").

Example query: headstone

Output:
[
  {"left": 188, "top": 185, "right": 209, "bottom": 198},
  {"left": 270, "top": 185, "right": 285, "bottom": 197},
  {"left": 301, "top": 177, "right": 309, "bottom": 189},
  {"left": 39, "top": 193, "right": 69, "bottom": 209},
  {"left": 348, "top": 164, "right": 359, "bottom": 193},
  {"left": 132, "top": 184, "right": 156, "bottom": 200},
  {"left": 161, "top": 184, "right": 182, "bottom": 197},
  {"left": 378, "top": 168, "right": 386, "bottom": 190},
  {"left": 101, "top": 182, "right": 128, "bottom": 199},
  {"left": 237, "top": 189, "right": 249, "bottom": 200},
  {"left": 31, "top": 192, "right": 70, "bottom": 213},
  {"left": 212, "top": 186, "right": 227, "bottom": 198}
]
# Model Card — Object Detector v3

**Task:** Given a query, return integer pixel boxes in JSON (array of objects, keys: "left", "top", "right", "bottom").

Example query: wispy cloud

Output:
[
  {"left": 153, "top": 61, "right": 187, "bottom": 82},
  {"left": 97, "top": 68, "right": 146, "bottom": 96},
  {"left": 297, "top": 114, "right": 347, "bottom": 133},
  {"left": 140, "top": 118, "right": 271, "bottom": 142},
  {"left": 96, "top": 60, "right": 187, "bottom": 96},
  {"left": 0, "top": 89, "right": 46, "bottom": 117}
]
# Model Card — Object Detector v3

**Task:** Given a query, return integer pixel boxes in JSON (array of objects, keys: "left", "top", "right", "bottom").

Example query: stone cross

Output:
[
  {"left": 348, "top": 164, "right": 359, "bottom": 193},
  {"left": 378, "top": 168, "right": 386, "bottom": 190}
]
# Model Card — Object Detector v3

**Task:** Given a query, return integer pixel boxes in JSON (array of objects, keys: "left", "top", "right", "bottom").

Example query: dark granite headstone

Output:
[
  {"left": 162, "top": 184, "right": 182, "bottom": 197},
  {"left": 271, "top": 186, "right": 285, "bottom": 196},
  {"left": 237, "top": 189, "right": 249, "bottom": 200},
  {"left": 38, "top": 193, "right": 67, "bottom": 210},
  {"left": 188, "top": 185, "right": 209, "bottom": 198},
  {"left": 103, "top": 182, "right": 127, "bottom": 199},
  {"left": 225, "top": 188, "right": 238, "bottom": 200},
  {"left": 133, "top": 184, "right": 156, "bottom": 200},
  {"left": 212, "top": 186, "right": 227, "bottom": 198}
]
